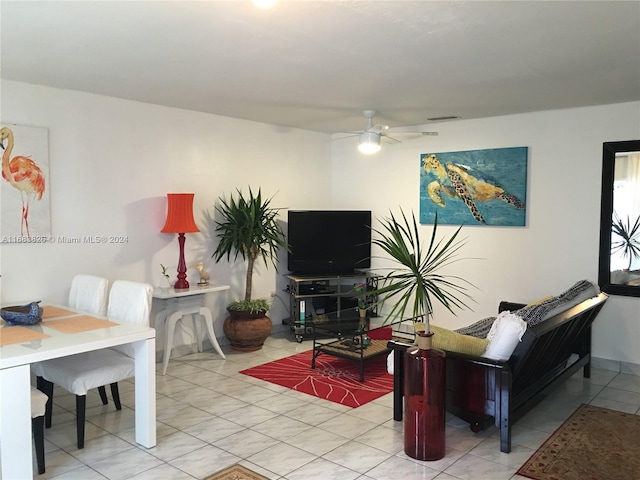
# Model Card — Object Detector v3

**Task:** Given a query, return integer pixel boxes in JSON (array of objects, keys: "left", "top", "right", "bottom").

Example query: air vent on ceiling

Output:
[{"left": 427, "top": 116, "right": 460, "bottom": 121}]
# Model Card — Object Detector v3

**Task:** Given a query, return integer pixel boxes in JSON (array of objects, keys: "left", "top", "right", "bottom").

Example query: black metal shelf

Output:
[{"left": 283, "top": 272, "right": 379, "bottom": 342}]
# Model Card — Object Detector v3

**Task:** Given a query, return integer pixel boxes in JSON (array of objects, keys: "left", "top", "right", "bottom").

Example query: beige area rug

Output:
[
  {"left": 203, "top": 464, "right": 269, "bottom": 480},
  {"left": 517, "top": 403, "right": 640, "bottom": 480}
]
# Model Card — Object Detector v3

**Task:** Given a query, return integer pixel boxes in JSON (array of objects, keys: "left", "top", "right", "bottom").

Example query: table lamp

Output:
[{"left": 161, "top": 193, "right": 200, "bottom": 289}]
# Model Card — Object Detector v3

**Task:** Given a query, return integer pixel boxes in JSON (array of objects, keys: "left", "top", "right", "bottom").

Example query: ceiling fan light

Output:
[{"left": 358, "top": 131, "right": 381, "bottom": 154}]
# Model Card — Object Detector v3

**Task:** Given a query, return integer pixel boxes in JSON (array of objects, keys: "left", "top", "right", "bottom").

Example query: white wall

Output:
[
  {"left": 2, "top": 80, "right": 638, "bottom": 370},
  {"left": 331, "top": 101, "right": 640, "bottom": 369},
  {"left": 1, "top": 80, "right": 332, "bottom": 355}
]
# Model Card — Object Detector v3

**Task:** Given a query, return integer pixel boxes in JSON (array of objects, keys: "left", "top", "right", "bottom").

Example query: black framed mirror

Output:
[{"left": 598, "top": 140, "right": 640, "bottom": 297}]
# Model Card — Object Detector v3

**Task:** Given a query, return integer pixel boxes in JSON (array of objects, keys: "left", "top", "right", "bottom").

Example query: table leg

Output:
[
  {"left": 0, "top": 364, "right": 33, "bottom": 479},
  {"left": 133, "top": 337, "right": 156, "bottom": 448},
  {"left": 162, "top": 310, "right": 184, "bottom": 375},
  {"left": 155, "top": 307, "right": 171, "bottom": 358},
  {"left": 393, "top": 348, "right": 404, "bottom": 421},
  {"left": 193, "top": 314, "right": 203, "bottom": 353},
  {"left": 199, "top": 307, "right": 226, "bottom": 359},
  {"left": 154, "top": 308, "right": 171, "bottom": 327}
]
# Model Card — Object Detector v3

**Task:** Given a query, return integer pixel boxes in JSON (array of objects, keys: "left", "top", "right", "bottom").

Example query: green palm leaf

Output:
[
  {"left": 370, "top": 209, "right": 475, "bottom": 331},
  {"left": 213, "top": 187, "right": 288, "bottom": 302}
]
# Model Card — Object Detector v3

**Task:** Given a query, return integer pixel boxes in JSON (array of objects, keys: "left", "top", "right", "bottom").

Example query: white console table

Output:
[{"left": 153, "top": 284, "right": 230, "bottom": 375}]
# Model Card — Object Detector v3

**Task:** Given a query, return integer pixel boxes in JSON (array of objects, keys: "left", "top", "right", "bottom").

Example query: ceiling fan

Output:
[{"left": 339, "top": 110, "right": 438, "bottom": 154}]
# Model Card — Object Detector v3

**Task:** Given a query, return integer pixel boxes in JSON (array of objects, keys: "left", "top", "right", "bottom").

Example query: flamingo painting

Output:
[{"left": 1, "top": 126, "right": 46, "bottom": 237}]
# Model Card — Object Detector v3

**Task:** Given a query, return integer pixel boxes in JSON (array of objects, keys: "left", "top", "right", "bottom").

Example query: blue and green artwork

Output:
[{"left": 420, "top": 147, "right": 528, "bottom": 226}]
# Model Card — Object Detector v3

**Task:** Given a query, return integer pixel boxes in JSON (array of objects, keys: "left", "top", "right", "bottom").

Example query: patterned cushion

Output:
[
  {"left": 454, "top": 280, "right": 599, "bottom": 339},
  {"left": 454, "top": 316, "right": 496, "bottom": 339},
  {"left": 526, "top": 295, "right": 554, "bottom": 306},
  {"left": 516, "top": 280, "right": 599, "bottom": 328}
]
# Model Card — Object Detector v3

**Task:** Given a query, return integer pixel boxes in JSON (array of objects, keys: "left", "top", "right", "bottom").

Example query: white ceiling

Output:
[{"left": 2, "top": 0, "right": 639, "bottom": 134}]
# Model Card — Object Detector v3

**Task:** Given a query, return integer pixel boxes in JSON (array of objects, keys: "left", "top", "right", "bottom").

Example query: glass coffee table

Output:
[{"left": 310, "top": 316, "right": 404, "bottom": 382}]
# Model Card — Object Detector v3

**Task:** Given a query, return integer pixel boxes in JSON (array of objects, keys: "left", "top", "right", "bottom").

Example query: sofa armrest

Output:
[
  {"left": 387, "top": 339, "right": 413, "bottom": 352},
  {"left": 444, "top": 350, "right": 507, "bottom": 367}
]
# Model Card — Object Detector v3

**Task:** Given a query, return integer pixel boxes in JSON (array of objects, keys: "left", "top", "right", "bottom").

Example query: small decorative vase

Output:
[
  {"left": 160, "top": 276, "right": 172, "bottom": 291},
  {"left": 404, "top": 330, "right": 446, "bottom": 461}
]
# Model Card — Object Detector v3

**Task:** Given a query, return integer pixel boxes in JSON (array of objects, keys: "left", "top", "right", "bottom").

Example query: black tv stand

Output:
[{"left": 283, "top": 272, "right": 379, "bottom": 342}]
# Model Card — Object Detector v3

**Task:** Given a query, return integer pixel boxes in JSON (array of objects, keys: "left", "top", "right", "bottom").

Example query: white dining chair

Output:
[
  {"left": 33, "top": 274, "right": 112, "bottom": 420},
  {"left": 31, "top": 386, "right": 48, "bottom": 475},
  {"left": 68, "top": 274, "right": 113, "bottom": 404},
  {"left": 68, "top": 274, "right": 109, "bottom": 316},
  {"left": 34, "top": 280, "right": 153, "bottom": 449}
]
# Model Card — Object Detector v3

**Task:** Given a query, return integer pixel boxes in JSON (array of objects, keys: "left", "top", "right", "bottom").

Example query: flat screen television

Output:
[{"left": 287, "top": 210, "right": 372, "bottom": 274}]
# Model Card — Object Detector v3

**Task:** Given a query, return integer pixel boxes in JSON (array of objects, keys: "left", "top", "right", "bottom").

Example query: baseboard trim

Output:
[
  {"left": 155, "top": 325, "right": 291, "bottom": 364},
  {"left": 591, "top": 356, "right": 640, "bottom": 377}
]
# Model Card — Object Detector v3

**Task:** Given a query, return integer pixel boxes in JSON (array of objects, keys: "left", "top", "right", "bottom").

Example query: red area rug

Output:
[{"left": 240, "top": 350, "right": 393, "bottom": 408}]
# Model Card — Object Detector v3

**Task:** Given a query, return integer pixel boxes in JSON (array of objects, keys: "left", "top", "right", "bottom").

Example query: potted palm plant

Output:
[
  {"left": 371, "top": 209, "right": 474, "bottom": 331},
  {"left": 369, "top": 208, "right": 474, "bottom": 461},
  {"left": 212, "top": 187, "right": 288, "bottom": 351}
]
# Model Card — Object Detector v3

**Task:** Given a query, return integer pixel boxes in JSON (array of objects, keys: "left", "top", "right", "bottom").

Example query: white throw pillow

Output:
[
  {"left": 482, "top": 311, "right": 527, "bottom": 361},
  {"left": 387, "top": 352, "right": 395, "bottom": 375}
]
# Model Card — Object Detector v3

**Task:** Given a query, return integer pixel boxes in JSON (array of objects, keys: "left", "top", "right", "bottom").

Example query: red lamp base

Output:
[
  {"left": 174, "top": 233, "right": 190, "bottom": 290},
  {"left": 174, "top": 279, "right": 190, "bottom": 290}
]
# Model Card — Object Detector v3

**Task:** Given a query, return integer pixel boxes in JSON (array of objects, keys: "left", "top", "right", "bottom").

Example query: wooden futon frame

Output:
[{"left": 387, "top": 292, "right": 608, "bottom": 453}]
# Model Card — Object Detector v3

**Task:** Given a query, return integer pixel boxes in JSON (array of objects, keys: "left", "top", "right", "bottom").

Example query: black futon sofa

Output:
[{"left": 388, "top": 291, "right": 608, "bottom": 453}]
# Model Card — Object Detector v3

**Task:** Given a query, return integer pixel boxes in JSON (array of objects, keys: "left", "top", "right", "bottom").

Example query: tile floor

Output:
[{"left": 34, "top": 330, "right": 640, "bottom": 480}]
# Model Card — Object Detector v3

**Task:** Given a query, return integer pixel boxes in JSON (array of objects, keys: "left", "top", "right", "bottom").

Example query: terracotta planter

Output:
[{"left": 223, "top": 309, "right": 272, "bottom": 352}]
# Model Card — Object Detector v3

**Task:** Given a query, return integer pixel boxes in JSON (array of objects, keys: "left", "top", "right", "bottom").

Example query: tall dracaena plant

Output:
[
  {"left": 213, "top": 188, "right": 287, "bottom": 303},
  {"left": 371, "top": 209, "right": 474, "bottom": 332},
  {"left": 612, "top": 211, "right": 640, "bottom": 271}
]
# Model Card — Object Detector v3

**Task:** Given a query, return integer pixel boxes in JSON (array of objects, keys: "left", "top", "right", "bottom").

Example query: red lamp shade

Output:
[
  {"left": 161, "top": 193, "right": 200, "bottom": 234},
  {"left": 161, "top": 193, "right": 200, "bottom": 290}
]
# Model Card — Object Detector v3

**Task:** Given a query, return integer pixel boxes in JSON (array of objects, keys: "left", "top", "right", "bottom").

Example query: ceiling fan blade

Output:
[
  {"left": 384, "top": 128, "right": 439, "bottom": 136},
  {"left": 381, "top": 134, "right": 402, "bottom": 144},
  {"left": 372, "top": 124, "right": 390, "bottom": 132},
  {"left": 398, "top": 131, "right": 439, "bottom": 138},
  {"left": 332, "top": 133, "right": 359, "bottom": 141},
  {"left": 341, "top": 110, "right": 439, "bottom": 148},
  {"left": 381, "top": 132, "right": 438, "bottom": 143}
]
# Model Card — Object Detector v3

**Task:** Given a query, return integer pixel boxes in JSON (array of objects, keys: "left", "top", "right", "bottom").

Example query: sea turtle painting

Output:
[{"left": 420, "top": 148, "right": 527, "bottom": 225}]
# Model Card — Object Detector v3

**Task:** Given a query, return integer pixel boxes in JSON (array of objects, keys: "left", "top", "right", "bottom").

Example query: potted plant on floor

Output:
[
  {"left": 212, "top": 187, "right": 288, "bottom": 351},
  {"left": 369, "top": 209, "right": 474, "bottom": 461}
]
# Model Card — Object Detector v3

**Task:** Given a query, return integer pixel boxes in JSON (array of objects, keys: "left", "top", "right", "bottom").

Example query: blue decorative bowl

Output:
[{"left": 1, "top": 301, "right": 43, "bottom": 326}]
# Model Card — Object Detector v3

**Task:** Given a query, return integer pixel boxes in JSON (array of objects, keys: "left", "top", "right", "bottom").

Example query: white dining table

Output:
[{"left": 0, "top": 305, "right": 156, "bottom": 479}]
